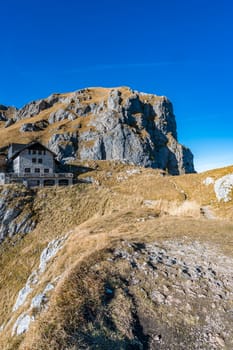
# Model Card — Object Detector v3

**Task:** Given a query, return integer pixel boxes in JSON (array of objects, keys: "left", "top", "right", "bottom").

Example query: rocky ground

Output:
[
  {"left": 101, "top": 239, "right": 233, "bottom": 349},
  {"left": 43, "top": 238, "right": 232, "bottom": 350},
  {"left": 0, "top": 186, "right": 36, "bottom": 242}
]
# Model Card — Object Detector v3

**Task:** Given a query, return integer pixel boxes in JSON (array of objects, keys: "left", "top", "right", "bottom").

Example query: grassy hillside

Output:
[{"left": 0, "top": 163, "right": 232, "bottom": 349}]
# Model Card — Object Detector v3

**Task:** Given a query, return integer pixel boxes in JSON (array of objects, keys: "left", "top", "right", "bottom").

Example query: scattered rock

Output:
[
  {"left": 214, "top": 174, "right": 233, "bottom": 202},
  {"left": 203, "top": 177, "right": 214, "bottom": 185},
  {"left": 143, "top": 199, "right": 159, "bottom": 207},
  {"left": 151, "top": 290, "right": 166, "bottom": 304},
  {"left": 31, "top": 283, "right": 54, "bottom": 311},
  {"left": 104, "top": 239, "right": 233, "bottom": 349},
  {"left": 13, "top": 281, "right": 33, "bottom": 312},
  {"left": 125, "top": 168, "right": 141, "bottom": 176},
  {"left": 12, "top": 313, "right": 34, "bottom": 336},
  {"left": 11, "top": 236, "right": 68, "bottom": 336},
  {"left": 39, "top": 236, "right": 67, "bottom": 273},
  {"left": 20, "top": 120, "right": 48, "bottom": 132},
  {"left": 4, "top": 118, "right": 15, "bottom": 128}
]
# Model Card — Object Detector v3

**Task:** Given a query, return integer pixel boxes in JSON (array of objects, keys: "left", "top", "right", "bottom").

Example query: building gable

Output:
[
  {"left": 9, "top": 142, "right": 55, "bottom": 160},
  {"left": 0, "top": 141, "right": 73, "bottom": 187}
]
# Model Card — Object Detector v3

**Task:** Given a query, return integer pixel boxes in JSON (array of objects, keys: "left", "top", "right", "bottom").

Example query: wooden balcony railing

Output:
[{"left": 6, "top": 172, "right": 73, "bottom": 178}]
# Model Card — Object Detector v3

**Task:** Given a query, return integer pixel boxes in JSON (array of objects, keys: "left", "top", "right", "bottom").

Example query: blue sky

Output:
[{"left": 1, "top": 0, "right": 233, "bottom": 172}]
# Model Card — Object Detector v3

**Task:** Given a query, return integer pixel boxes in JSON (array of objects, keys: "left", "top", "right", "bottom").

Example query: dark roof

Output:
[
  {"left": 8, "top": 142, "right": 56, "bottom": 160},
  {"left": 8, "top": 143, "right": 26, "bottom": 159},
  {"left": 0, "top": 145, "right": 8, "bottom": 156}
]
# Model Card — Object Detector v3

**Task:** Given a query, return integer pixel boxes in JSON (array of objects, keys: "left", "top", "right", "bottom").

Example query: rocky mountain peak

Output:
[{"left": 0, "top": 87, "right": 195, "bottom": 175}]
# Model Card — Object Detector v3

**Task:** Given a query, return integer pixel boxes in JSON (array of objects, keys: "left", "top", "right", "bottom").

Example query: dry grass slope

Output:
[{"left": 0, "top": 161, "right": 232, "bottom": 349}]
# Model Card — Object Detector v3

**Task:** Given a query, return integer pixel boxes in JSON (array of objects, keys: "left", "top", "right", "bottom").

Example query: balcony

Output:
[{"left": 6, "top": 172, "right": 73, "bottom": 178}]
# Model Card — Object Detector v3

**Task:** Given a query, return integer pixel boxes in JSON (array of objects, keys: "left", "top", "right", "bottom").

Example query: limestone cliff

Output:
[
  {"left": 0, "top": 87, "right": 195, "bottom": 175},
  {"left": 0, "top": 186, "right": 36, "bottom": 242}
]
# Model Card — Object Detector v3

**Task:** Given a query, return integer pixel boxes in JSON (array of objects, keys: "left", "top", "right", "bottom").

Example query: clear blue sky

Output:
[{"left": 1, "top": 0, "right": 233, "bottom": 172}]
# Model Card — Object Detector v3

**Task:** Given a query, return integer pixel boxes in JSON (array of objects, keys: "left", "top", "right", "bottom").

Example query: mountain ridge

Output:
[{"left": 0, "top": 87, "right": 195, "bottom": 175}]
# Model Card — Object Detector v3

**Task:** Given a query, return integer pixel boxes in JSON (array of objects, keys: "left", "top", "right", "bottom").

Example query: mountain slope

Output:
[
  {"left": 0, "top": 87, "right": 194, "bottom": 175},
  {"left": 0, "top": 164, "right": 233, "bottom": 349}
]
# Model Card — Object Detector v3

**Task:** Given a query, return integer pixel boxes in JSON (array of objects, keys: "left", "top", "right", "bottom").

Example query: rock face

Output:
[
  {"left": 214, "top": 174, "right": 233, "bottom": 202},
  {"left": 12, "top": 313, "right": 34, "bottom": 336},
  {"left": 0, "top": 104, "right": 17, "bottom": 127},
  {"left": 38, "top": 239, "right": 233, "bottom": 349},
  {"left": 48, "top": 133, "right": 78, "bottom": 163},
  {"left": 11, "top": 236, "right": 67, "bottom": 336},
  {"left": 16, "top": 99, "right": 53, "bottom": 120},
  {"left": 0, "top": 187, "right": 36, "bottom": 242},
  {"left": 1, "top": 87, "right": 195, "bottom": 174}
]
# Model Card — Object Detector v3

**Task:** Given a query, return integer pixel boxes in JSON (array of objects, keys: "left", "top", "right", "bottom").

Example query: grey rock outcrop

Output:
[
  {"left": 12, "top": 313, "right": 34, "bottom": 336},
  {"left": 49, "top": 88, "right": 194, "bottom": 174},
  {"left": 48, "top": 133, "right": 77, "bottom": 163},
  {"left": 39, "top": 236, "right": 67, "bottom": 273},
  {"left": 46, "top": 88, "right": 195, "bottom": 174},
  {"left": 48, "top": 109, "right": 73, "bottom": 124},
  {"left": 214, "top": 174, "right": 233, "bottom": 202},
  {"left": 107, "top": 89, "right": 122, "bottom": 112},
  {"left": 11, "top": 235, "right": 68, "bottom": 337},
  {"left": 4, "top": 119, "right": 15, "bottom": 128},
  {"left": 0, "top": 105, "right": 17, "bottom": 126},
  {"left": 16, "top": 99, "right": 52, "bottom": 120},
  {"left": 0, "top": 112, "right": 7, "bottom": 121},
  {"left": 15, "top": 92, "right": 72, "bottom": 121},
  {"left": 6, "top": 87, "right": 195, "bottom": 174},
  {"left": 31, "top": 283, "right": 54, "bottom": 311},
  {"left": 0, "top": 187, "right": 36, "bottom": 242},
  {"left": 20, "top": 120, "right": 49, "bottom": 132}
]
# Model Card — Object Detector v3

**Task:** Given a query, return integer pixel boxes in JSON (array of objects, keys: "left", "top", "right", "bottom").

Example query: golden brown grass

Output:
[
  {"left": 19, "top": 211, "right": 233, "bottom": 350},
  {"left": 0, "top": 160, "right": 232, "bottom": 349},
  {"left": 0, "top": 197, "right": 232, "bottom": 350}
]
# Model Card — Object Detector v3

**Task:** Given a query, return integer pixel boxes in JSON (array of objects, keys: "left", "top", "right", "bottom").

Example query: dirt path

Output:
[{"left": 200, "top": 206, "right": 216, "bottom": 219}]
